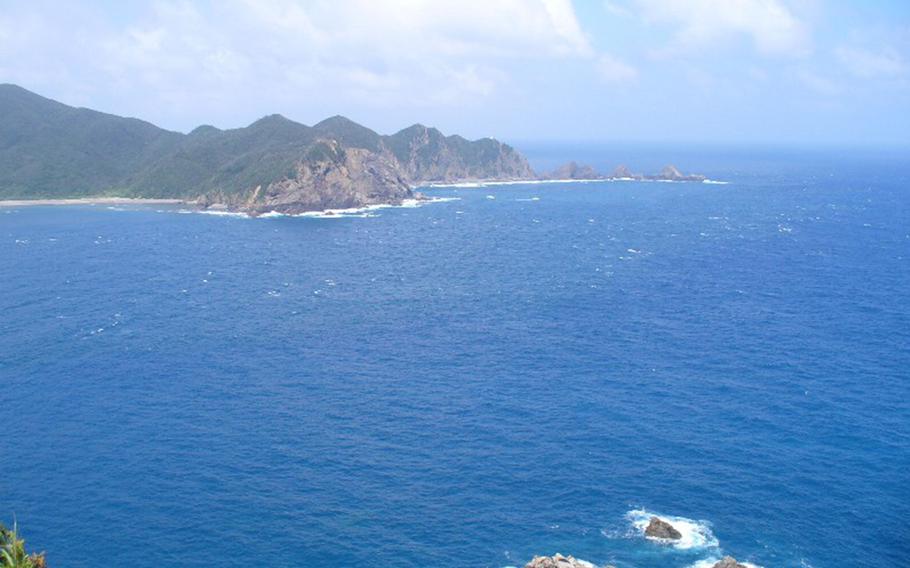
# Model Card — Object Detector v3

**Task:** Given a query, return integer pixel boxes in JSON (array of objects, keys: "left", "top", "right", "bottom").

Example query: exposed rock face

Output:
[
  {"left": 644, "top": 516, "right": 682, "bottom": 539},
  {"left": 250, "top": 140, "right": 412, "bottom": 215},
  {"left": 385, "top": 124, "right": 535, "bottom": 183},
  {"left": 713, "top": 556, "right": 748, "bottom": 568},
  {"left": 545, "top": 161, "right": 600, "bottom": 180},
  {"left": 524, "top": 553, "right": 598, "bottom": 568}
]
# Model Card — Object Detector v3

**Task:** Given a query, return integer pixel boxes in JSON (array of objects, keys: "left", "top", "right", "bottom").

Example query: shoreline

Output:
[{"left": 0, "top": 197, "right": 186, "bottom": 208}]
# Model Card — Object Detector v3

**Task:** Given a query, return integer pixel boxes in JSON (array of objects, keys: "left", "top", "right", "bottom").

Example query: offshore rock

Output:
[
  {"left": 646, "top": 164, "right": 706, "bottom": 182},
  {"left": 545, "top": 161, "right": 601, "bottom": 180},
  {"left": 524, "top": 553, "right": 599, "bottom": 568},
  {"left": 610, "top": 164, "right": 635, "bottom": 178},
  {"left": 713, "top": 556, "right": 748, "bottom": 568},
  {"left": 644, "top": 516, "right": 682, "bottom": 539}
]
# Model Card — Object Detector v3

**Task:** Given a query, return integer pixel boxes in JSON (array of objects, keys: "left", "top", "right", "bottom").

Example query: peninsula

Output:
[{"left": 0, "top": 84, "right": 707, "bottom": 215}]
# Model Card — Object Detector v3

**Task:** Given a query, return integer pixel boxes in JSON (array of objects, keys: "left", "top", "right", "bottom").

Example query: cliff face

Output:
[
  {"left": 0, "top": 84, "right": 536, "bottom": 212},
  {"left": 251, "top": 140, "right": 412, "bottom": 215},
  {"left": 385, "top": 124, "right": 535, "bottom": 183}
]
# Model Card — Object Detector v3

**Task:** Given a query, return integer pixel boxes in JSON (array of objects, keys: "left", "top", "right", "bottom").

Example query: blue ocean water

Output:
[{"left": 1, "top": 148, "right": 908, "bottom": 567}]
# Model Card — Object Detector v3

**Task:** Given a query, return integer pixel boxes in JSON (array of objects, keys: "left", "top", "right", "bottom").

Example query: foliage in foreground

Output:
[{"left": 0, "top": 523, "right": 46, "bottom": 568}]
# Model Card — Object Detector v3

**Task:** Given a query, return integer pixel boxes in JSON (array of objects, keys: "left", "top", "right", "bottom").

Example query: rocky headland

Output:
[
  {"left": 0, "top": 83, "right": 709, "bottom": 216},
  {"left": 0, "top": 84, "right": 533, "bottom": 215}
]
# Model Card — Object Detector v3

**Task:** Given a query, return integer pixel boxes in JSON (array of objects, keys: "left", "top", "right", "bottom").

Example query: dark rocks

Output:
[
  {"left": 644, "top": 516, "right": 682, "bottom": 539},
  {"left": 524, "top": 553, "right": 598, "bottom": 568},
  {"left": 712, "top": 556, "right": 748, "bottom": 568}
]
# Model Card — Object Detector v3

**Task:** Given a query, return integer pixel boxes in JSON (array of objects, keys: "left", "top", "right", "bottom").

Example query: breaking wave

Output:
[
  {"left": 177, "top": 197, "right": 460, "bottom": 220},
  {"left": 626, "top": 509, "right": 719, "bottom": 550}
]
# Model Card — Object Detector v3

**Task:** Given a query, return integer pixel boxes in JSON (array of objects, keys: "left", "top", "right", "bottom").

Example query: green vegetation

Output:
[
  {"left": 0, "top": 83, "right": 534, "bottom": 201},
  {"left": 0, "top": 523, "right": 46, "bottom": 568}
]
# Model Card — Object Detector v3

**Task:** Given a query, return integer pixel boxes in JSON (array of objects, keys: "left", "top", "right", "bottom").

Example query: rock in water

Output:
[
  {"left": 545, "top": 161, "right": 600, "bottom": 180},
  {"left": 713, "top": 556, "right": 748, "bottom": 568},
  {"left": 644, "top": 516, "right": 682, "bottom": 539},
  {"left": 610, "top": 164, "right": 636, "bottom": 179},
  {"left": 524, "top": 553, "right": 598, "bottom": 568}
]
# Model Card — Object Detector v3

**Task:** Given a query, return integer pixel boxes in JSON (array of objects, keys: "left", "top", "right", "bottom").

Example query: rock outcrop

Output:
[
  {"left": 545, "top": 161, "right": 600, "bottom": 180},
  {"left": 539, "top": 162, "right": 708, "bottom": 183},
  {"left": 610, "top": 165, "right": 635, "bottom": 179},
  {"left": 249, "top": 140, "right": 413, "bottom": 215},
  {"left": 646, "top": 164, "right": 706, "bottom": 182},
  {"left": 712, "top": 556, "right": 748, "bottom": 568},
  {"left": 524, "top": 553, "right": 598, "bottom": 568},
  {"left": 386, "top": 124, "right": 535, "bottom": 183},
  {"left": 644, "top": 516, "right": 682, "bottom": 539}
]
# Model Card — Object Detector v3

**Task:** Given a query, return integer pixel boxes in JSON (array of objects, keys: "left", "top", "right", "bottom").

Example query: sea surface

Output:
[{"left": 1, "top": 147, "right": 908, "bottom": 567}]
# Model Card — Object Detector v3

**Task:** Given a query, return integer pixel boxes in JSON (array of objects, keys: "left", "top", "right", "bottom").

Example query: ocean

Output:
[{"left": 1, "top": 146, "right": 908, "bottom": 567}]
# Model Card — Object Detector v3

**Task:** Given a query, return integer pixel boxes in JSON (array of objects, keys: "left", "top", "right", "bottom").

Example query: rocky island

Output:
[{"left": 542, "top": 161, "right": 707, "bottom": 182}]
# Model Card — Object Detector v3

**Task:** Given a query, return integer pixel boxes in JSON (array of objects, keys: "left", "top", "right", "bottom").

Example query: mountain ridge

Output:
[{"left": 0, "top": 84, "right": 535, "bottom": 213}]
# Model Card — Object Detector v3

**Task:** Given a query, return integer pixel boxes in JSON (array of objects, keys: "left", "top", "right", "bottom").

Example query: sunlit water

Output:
[{"left": 2, "top": 148, "right": 908, "bottom": 567}]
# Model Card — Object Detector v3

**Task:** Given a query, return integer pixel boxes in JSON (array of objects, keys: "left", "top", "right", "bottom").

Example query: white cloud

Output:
[
  {"left": 0, "top": 0, "right": 604, "bottom": 125},
  {"left": 836, "top": 46, "right": 907, "bottom": 78},
  {"left": 597, "top": 53, "right": 638, "bottom": 82},
  {"left": 633, "top": 0, "right": 810, "bottom": 57}
]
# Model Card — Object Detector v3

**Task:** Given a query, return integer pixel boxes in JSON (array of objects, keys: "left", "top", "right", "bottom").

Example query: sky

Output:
[{"left": 0, "top": 0, "right": 907, "bottom": 145}]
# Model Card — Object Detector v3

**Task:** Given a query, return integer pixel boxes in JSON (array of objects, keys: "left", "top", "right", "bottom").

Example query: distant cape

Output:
[
  {"left": 0, "top": 84, "right": 709, "bottom": 215},
  {"left": 0, "top": 84, "right": 534, "bottom": 215}
]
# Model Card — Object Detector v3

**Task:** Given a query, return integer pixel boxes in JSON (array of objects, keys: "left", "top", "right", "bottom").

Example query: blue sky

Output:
[{"left": 0, "top": 0, "right": 907, "bottom": 145}]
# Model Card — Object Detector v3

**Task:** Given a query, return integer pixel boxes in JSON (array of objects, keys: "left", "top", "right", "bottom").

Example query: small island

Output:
[{"left": 542, "top": 161, "right": 707, "bottom": 182}]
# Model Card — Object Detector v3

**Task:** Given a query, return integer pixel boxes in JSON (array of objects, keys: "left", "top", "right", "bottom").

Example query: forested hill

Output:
[{"left": 0, "top": 84, "right": 535, "bottom": 213}]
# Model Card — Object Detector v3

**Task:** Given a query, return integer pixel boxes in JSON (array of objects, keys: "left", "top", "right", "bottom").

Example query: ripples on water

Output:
[{"left": 1, "top": 149, "right": 908, "bottom": 567}]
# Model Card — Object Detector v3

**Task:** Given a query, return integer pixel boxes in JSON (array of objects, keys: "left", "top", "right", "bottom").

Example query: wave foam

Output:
[
  {"left": 425, "top": 178, "right": 728, "bottom": 188},
  {"left": 180, "top": 197, "right": 460, "bottom": 220},
  {"left": 187, "top": 209, "right": 250, "bottom": 218},
  {"left": 627, "top": 509, "right": 719, "bottom": 550}
]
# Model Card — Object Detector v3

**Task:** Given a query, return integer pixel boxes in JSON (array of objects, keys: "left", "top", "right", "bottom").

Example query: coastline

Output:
[{"left": 0, "top": 197, "right": 186, "bottom": 208}]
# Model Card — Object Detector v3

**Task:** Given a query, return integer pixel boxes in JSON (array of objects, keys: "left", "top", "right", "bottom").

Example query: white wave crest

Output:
[
  {"left": 188, "top": 209, "right": 250, "bottom": 218},
  {"left": 181, "top": 197, "right": 460, "bottom": 220},
  {"left": 702, "top": 180, "right": 729, "bottom": 185},
  {"left": 627, "top": 509, "right": 719, "bottom": 550}
]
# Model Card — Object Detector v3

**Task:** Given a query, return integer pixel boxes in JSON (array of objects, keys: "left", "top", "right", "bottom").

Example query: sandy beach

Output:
[{"left": 0, "top": 197, "right": 186, "bottom": 208}]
